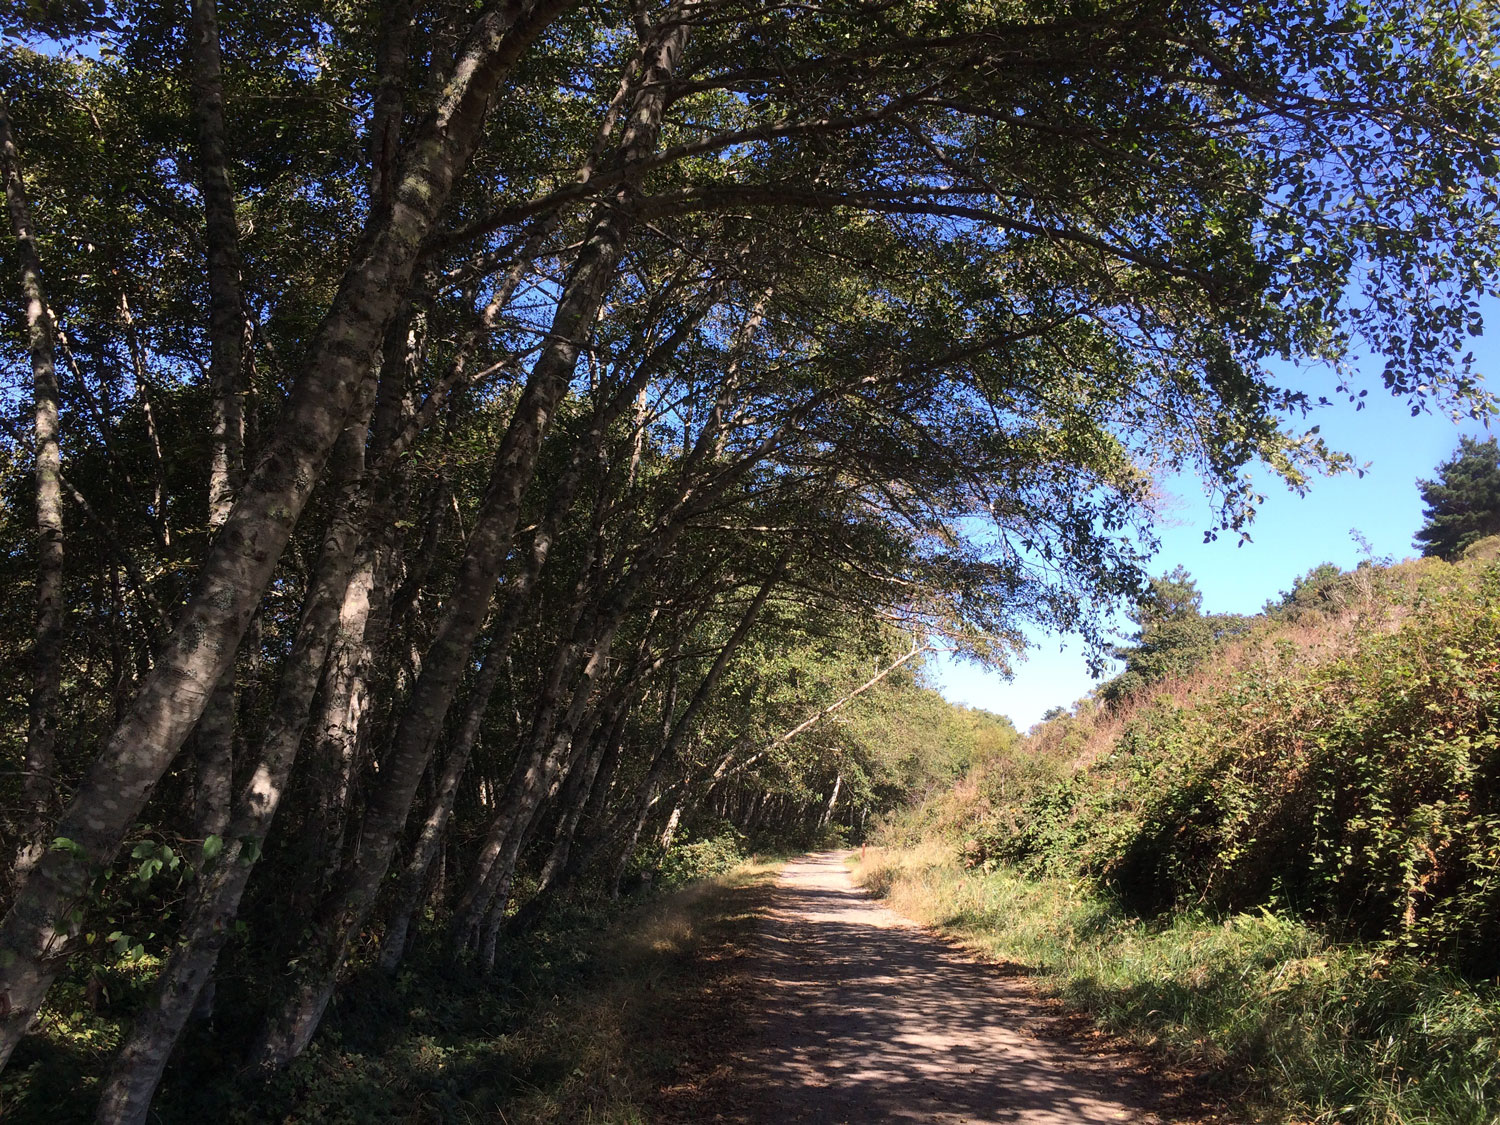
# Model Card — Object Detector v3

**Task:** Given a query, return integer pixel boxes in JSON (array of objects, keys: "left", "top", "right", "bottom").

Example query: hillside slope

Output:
[{"left": 865, "top": 548, "right": 1500, "bottom": 1124}]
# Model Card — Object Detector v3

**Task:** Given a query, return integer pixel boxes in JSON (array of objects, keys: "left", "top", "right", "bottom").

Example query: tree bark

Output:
[
  {"left": 190, "top": 0, "right": 246, "bottom": 533},
  {"left": 376, "top": 398, "right": 620, "bottom": 972},
  {"left": 92, "top": 390, "right": 378, "bottom": 1125},
  {"left": 368, "top": 0, "right": 414, "bottom": 211},
  {"left": 816, "top": 771, "right": 842, "bottom": 831},
  {"left": 0, "top": 0, "right": 574, "bottom": 1070},
  {"left": 549, "top": 704, "right": 629, "bottom": 896},
  {"left": 188, "top": 0, "right": 249, "bottom": 844},
  {"left": 609, "top": 558, "right": 787, "bottom": 890},
  {"left": 473, "top": 628, "right": 622, "bottom": 969},
  {"left": 1, "top": 92, "right": 64, "bottom": 879},
  {"left": 249, "top": 9, "right": 685, "bottom": 1067}
]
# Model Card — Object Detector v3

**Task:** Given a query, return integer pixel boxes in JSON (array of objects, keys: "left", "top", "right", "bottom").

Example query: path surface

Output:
[{"left": 711, "top": 851, "right": 1173, "bottom": 1124}]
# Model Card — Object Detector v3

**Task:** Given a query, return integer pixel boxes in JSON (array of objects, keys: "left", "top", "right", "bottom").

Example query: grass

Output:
[
  {"left": 2, "top": 859, "right": 781, "bottom": 1124},
  {"left": 855, "top": 843, "right": 1500, "bottom": 1125}
]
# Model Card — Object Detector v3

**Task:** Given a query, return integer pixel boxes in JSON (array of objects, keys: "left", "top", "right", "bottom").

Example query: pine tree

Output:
[
  {"left": 1100, "top": 567, "right": 1247, "bottom": 705},
  {"left": 1414, "top": 437, "right": 1500, "bottom": 560}
]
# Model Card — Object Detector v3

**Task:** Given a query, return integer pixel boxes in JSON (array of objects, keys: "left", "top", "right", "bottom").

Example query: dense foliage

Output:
[
  {"left": 873, "top": 552, "right": 1500, "bottom": 1122},
  {"left": 896, "top": 552, "right": 1500, "bottom": 976},
  {"left": 3, "top": 0, "right": 1500, "bottom": 1116},
  {"left": 1096, "top": 566, "right": 1249, "bottom": 705},
  {"left": 1415, "top": 436, "right": 1500, "bottom": 560}
]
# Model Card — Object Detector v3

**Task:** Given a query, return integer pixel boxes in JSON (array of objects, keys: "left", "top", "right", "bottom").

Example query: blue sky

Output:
[{"left": 933, "top": 324, "right": 1499, "bottom": 731}]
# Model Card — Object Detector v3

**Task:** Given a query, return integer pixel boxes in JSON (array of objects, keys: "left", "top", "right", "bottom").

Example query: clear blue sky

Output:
[{"left": 932, "top": 324, "right": 1499, "bottom": 731}]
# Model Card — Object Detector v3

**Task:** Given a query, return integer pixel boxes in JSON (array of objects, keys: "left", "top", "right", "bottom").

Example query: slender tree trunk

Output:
[
  {"left": 494, "top": 638, "right": 660, "bottom": 939},
  {"left": 1, "top": 93, "right": 63, "bottom": 878},
  {"left": 250, "top": 11, "right": 684, "bottom": 1067},
  {"left": 368, "top": 0, "right": 414, "bottom": 211},
  {"left": 712, "top": 639, "right": 927, "bottom": 784},
  {"left": 464, "top": 487, "right": 712, "bottom": 930},
  {"left": 448, "top": 536, "right": 611, "bottom": 951},
  {"left": 474, "top": 629, "right": 621, "bottom": 968},
  {"left": 188, "top": 0, "right": 248, "bottom": 844},
  {"left": 377, "top": 412, "right": 614, "bottom": 971},
  {"left": 657, "top": 804, "right": 682, "bottom": 850},
  {"left": 609, "top": 558, "right": 787, "bottom": 890},
  {"left": 302, "top": 534, "right": 384, "bottom": 884},
  {"left": 119, "top": 293, "right": 170, "bottom": 551},
  {"left": 297, "top": 313, "right": 420, "bottom": 898},
  {"left": 534, "top": 709, "right": 618, "bottom": 890},
  {"left": 550, "top": 704, "right": 629, "bottom": 895},
  {"left": 817, "top": 772, "right": 841, "bottom": 831},
  {"left": 0, "top": 0, "right": 574, "bottom": 1069},
  {"left": 190, "top": 0, "right": 245, "bottom": 530},
  {"left": 93, "top": 390, "right": 377, "bottom": 1125}
]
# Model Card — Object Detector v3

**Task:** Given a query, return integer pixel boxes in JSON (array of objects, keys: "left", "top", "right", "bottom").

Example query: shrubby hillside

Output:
[{"left": 869, "top": 546, "right": 1500, "bottom": 1122}]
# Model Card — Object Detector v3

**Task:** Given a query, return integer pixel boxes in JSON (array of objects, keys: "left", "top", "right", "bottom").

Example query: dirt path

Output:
[{"left": 687, "top": 851, "right": 1183, "bottom": 1124}]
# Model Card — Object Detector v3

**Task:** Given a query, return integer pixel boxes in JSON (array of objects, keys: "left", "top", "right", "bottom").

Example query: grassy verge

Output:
[
  {"left": 3, "top": 861, "right": 780, "bottom": 1124},
  {"left": 855, "top": 844, "right": 1500, "bottom": 1125}
]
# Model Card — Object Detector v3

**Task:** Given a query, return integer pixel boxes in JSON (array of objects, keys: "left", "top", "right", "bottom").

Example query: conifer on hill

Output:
[{"left": 1414, "top": 437, "right": 1500, "bottom": 561}]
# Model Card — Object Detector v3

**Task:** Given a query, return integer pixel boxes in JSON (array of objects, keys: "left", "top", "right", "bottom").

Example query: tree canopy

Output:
[
  {"left": 1099, "top": 566, "right": 1248, "bottom": 704},
  {"left": 2, "top": 0, "right": 1500, "bottom": 1114},
  {"left": 1414, "top": 436, "right": 1500, "bottom": 560}
]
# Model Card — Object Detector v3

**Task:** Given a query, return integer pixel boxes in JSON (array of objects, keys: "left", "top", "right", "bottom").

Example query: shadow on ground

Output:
[{"left": 667, "top": 851, "right": 1174, "bottom": 1125}]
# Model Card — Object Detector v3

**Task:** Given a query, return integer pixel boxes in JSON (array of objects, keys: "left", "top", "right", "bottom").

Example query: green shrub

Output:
[
  {"left": 938, "top": 556, "right": 1500, "bottom": 974},
  {"left": 657, "top": 824, "right": 749, "bottom": 886}
]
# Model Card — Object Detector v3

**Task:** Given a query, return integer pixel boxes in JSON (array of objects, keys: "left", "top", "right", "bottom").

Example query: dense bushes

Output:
[
  {"left": 864, "top": 555, "right": 1500, "bottom": 1123},
  {"left": 928, "top": 553, "right": 1500, "bottom": 976}
]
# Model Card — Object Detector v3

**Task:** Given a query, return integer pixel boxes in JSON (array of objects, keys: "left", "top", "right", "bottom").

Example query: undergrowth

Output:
[
  {"left": 2, "top": 860, "right": 779, "bottom": 1124},
  {"left": 858, "top": 845, "right": 1500, "bottom": 1125}
]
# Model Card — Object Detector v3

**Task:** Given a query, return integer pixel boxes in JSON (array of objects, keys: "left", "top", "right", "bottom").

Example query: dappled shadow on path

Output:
[{"left": 712, "top": 852, "right": 1161, "bottom": 1124}]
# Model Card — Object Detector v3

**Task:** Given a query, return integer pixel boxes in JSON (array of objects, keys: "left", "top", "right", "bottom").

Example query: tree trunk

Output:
[
  {"left": 249, "top": 10, "right": 683, "bottom": 1067},
  {"left": 296, "top": 312, "right": 421, "bottom": 899},
  {"left": 448, "top": 553, "right": 611, "bottom": 953},
  {"left": 550, "top": 704, "right": 629, "bottom": 895},
  {"left": 474, "top": 632, "right": 621, "bottom": 969},
  {"left": 494, "top": 637, "right": 660, "bottom": 939},
  {"left": 92, "top": 391, "right": 377, "bottom": 1125},
  {"left": 0, "top": 93, "right": 64, "bottom": 879},
  {"left": 817, "top": 772, "right": 842, "bottom": 831},
  {"left": 376, "top": 411, "right": 613, "bottom": 972},
  {"left": 188, "top": 0, "right": 249, "bottom": 846},
  {"left": 0, "top": 0, "right": 573, "bottom": 1070},
  {"left": 658, "top": 804, "right": 682, "bottom": 851},
  {"left": 712, "top": 638, "right": 927, "bottom": 784},
  {"left": 368, "top": 0, "right": 414, "bottom": 211},
  {"left": 609, "top": 558, "right": 787, "bottom": 891}
]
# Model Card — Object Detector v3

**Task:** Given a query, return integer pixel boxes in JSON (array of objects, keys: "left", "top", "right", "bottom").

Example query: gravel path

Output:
[{"left": 715, "top": 851, "right": 1172, "bottom": 1124}]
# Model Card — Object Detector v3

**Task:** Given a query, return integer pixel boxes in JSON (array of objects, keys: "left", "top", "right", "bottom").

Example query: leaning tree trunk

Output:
[
  {"left": 609, "top": 557, "right": 787, "bottom": 891},
  {"left": 816, "top": 772, "right": 842, "bottom": 832},
  {"left": 0, "top": 0, "right": 573, "bottom": 1070},
  {"left": 376, "top": 405, "right": 618, "bottom": 971},
  {"left": 91, "top": 388, "right": 378, "bottom": 1125},
  {"left": 296, "top": 313, "right": 421, "bottom": 900},
  {"left": 447, "top": 518, "right": 614, "bottom": 953},
  {"left": 1, "top": 93, "right": 64, "bottom": 879},
  {"left": 455, "top": 485, "right": 715, "bottom": 947},
  {"left": 249, "top": 14, "right": 687, "bottom": 1067},
  {"left": 548, "top": 703, "right": 630, "bottom": 897},
  {"left": 474, "top": 627, "right": 625, "bottom": 969},
  {"left": 493, "top": 635, "right": 666, "bottom": 940}
]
